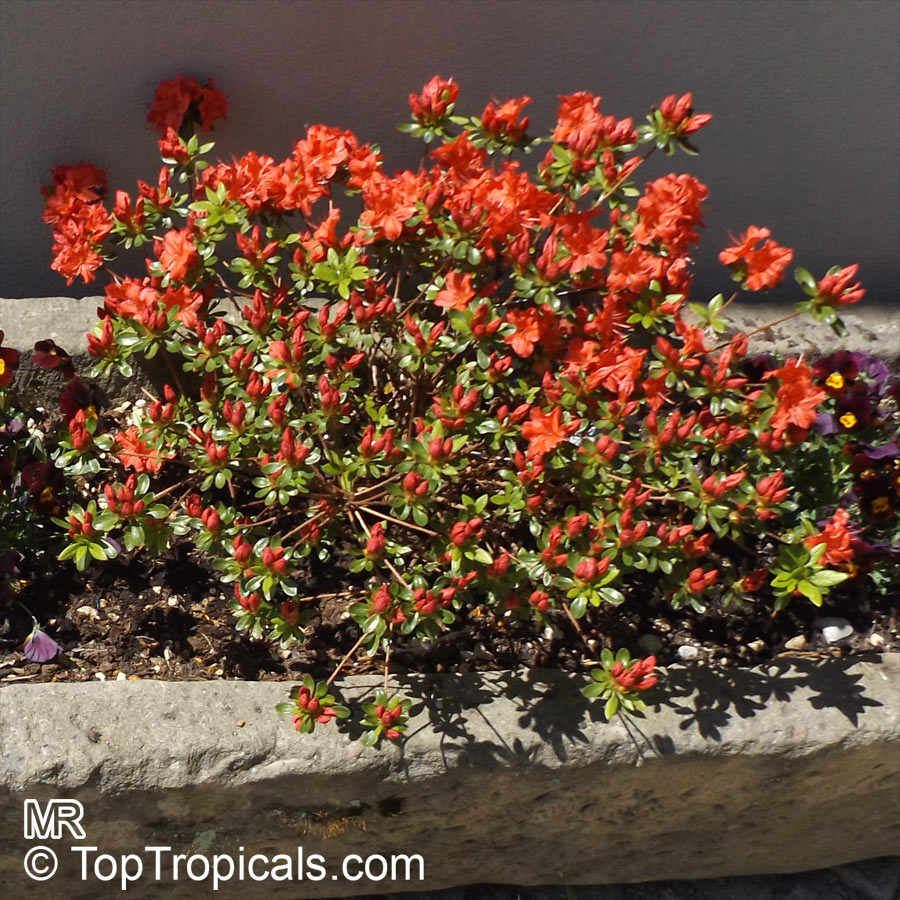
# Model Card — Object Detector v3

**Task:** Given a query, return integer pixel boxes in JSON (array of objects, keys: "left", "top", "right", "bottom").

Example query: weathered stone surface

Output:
[
  {"left": 720, "top": 303, "right": 900, "bottom": 373},
  {"left": 1, "top": 656, "right": 897, "bottom": 898},
  {"left": 0, "top": 296, "right": 164, "bottom": 407}
]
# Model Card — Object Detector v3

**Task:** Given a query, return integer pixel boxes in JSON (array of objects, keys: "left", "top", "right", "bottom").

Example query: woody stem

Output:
[
  {"left": 713, "top": 309, "right": 803, "bottom": 351},
  {"left": 325, "top": 631, "right": 368, "bottom": 688}
]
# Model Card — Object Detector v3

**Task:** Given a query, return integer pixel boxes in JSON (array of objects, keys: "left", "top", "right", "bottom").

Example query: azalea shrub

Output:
[{"left": 37, "top": 74, "right": 900, "bottom": 743}]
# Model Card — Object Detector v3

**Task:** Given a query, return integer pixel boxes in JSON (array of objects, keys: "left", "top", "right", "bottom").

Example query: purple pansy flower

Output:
[{"left": 22, "top": 624, "right": 61, "bottom": 663}]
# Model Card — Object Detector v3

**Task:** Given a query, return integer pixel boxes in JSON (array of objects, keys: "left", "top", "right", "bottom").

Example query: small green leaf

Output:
[
  {"left": 604, "top": 695, "right": 620, "bottom": 720},
  {"left": 796, "top": 580, "right": 823, "bottom": 606}
]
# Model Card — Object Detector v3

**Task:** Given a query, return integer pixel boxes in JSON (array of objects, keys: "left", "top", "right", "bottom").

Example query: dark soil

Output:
[{"left": 1, "top": 543, "right": 897, "bottom": 685}]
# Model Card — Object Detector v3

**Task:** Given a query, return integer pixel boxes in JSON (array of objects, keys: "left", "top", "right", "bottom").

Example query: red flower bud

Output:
[
  {"left": 574, "top": 557, "right": 598, "bottom": 582},
  {"left": 281, "top": 600, "right": 300, "bottom": 625},
  {"left": 365, "top": 522, "right": 386, "bottom": 557}
]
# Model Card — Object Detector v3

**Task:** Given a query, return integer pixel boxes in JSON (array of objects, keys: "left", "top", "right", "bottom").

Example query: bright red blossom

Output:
[
  {"left": 633, "top": 174, "right": 708, "bottom": 255},
  {"left": 521, "top": 407, "right": 581, "bottom": 459},
  {"left": 156, "top": 228, "right": 200, "bottom": 282},
  {"left": 114, "top": 426, "right": 173, "bottom": 473},
  {"left": 610, "top": 656, "right": 658, "bottom": 692},
  {"left": 434, "top": 271, "right": 475, "bottom": 311},
  {"left": 719, "top": 226, "right": 793, "bottom": 291},
  {"left": 816, "top": 264, "right": 865, "bottom": 307},
  {"left": 146, "top": 74, "right": 228, "bottom": 134},
  {"left": 764, "top": 358, "right": 827, "bottom": 438},
  {"left": 658, "top": 92, "right": 712, "bottom": 136},
  {"left": 409, "top": 76, "right": 458, "bottom": 124},
  {"left": 481, "top": 96, "right": 531, "bottom": 142},
  {"left": 804, "top": 507, "right": 854, "bottom": 567}
]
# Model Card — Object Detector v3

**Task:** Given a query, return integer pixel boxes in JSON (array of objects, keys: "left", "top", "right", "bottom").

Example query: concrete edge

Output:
[
  {"left": 2, "top": 656, "right": 899, "bottom": 791},
  {"left": 0, "top": 656, "right": 897, "bottom": 896}
]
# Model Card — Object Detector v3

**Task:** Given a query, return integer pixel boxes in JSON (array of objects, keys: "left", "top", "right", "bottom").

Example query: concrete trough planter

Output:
[
  {"left": 0, "top": 657, "right": 898, "bottom": 898},
  {"left": 1, "top": 296, "right": 899, "bottom": 896}
]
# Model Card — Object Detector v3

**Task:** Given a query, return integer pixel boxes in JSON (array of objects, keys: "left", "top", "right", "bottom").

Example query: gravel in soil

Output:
[{"left": 1, "top": 545, "right": 897, "bottom": 685}]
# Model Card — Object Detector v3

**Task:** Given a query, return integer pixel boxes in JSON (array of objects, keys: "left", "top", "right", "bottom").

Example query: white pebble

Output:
[
  {"left": 869, "top": 632, "right": 885, "bottom": 648},
  {"left": 814, "top": 617, "right": 853, "bottom": 643},
  {"left": 677, "top": 644, "right": 699, "bottom": 660}
]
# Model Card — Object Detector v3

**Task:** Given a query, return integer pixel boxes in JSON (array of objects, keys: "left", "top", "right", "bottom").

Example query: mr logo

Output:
[{"left": 23, "top": 799, "right": 86, "bottom": 840}]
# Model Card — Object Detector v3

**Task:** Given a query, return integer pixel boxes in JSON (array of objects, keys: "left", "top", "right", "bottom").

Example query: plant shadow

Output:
[
  {"left": 383, "top": 653, "right": 888, "bottom": 767},
  {"left": 649, "top": 652, "right": 886, "bottom": 743}
]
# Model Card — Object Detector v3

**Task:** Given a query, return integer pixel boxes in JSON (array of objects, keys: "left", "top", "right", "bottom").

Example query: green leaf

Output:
[
  {"left": 87, "top": 542, "right": 108, "bottom": 561},
  {"left": 569, "top": 595, "right": 587, "bottom": 620},
  {"left": 604, "top": 695, "right": 620, "bottom": 720},
  {"left": 809, "top": 570, "right": 849, "bottom": 588},
  {"left": 796, "top": 580, "right": 823, "bottom": 606}
]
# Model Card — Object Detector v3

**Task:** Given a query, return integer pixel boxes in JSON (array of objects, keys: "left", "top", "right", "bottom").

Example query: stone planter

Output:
[
  {"left": 1, "top": 297, "right": 898, "bottom": 896},
  {"left": 0, "top": 657, "right": 898, "bottom": 898}
]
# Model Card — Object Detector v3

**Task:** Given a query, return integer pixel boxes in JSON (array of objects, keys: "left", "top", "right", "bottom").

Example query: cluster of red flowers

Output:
[
  {"left": 35, "top": 73, "right": 895, "bottom": 744},
  {"left": 609, "top": 656, "right": 658, "bottom": 692},
  {"left": 804, "top": 507, "right": 854, "bottom": 567},
  {"left": 719, "top": 225, "right": 793, "bottom": 292},
  {"left": 41, "top": 163, "right": 111, "bottom": 285},
  {"left": 146, "top": 73, "right": 227, "bottom": 135}
]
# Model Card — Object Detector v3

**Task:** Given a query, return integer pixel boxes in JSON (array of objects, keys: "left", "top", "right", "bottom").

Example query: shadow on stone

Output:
[{"left": 654, "top": 653, "right": 885, "bottom": 742}]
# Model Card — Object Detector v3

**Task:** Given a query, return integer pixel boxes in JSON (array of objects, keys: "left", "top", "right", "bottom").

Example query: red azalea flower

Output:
[
  {"left": 521, "top": 407, "right": 580, "bottom": 459},
  {"left": 610, "top": 656, "right": 658, "bottom": 692},
  {"left": 553, "top": 92, "right": 603, "bottom": 156},
  {"left": 764, "top": 358, "right": 826, "bottom": 438},
  {"left": 434, "top": 271, "right": 475, "bottom": 311},
  {"left": 115, "top": 426, "right": 172, "bottom": 473},
  {"left": 633, "top": 174, "right": 708, "bottom": 255},
  {"left": 804, "top": 508, "right": 854, "bottom": 567},
  {"left": 197, "top": 79, "right": 228, "bottom": 131},
  {"left": 816, "top": 264, "right": 864, "bottom": 307},
  {"left": 719, "top": 226, "right": 793, "bottom": 291},
  {"left": 658, "top": 92, "right": 712, "bottom": 136},
  {"left": 147, "top": 73, "right": 202, "bottom": 133},
  {"left": 409, "top": 76, "right": 458, "bottom": 125},
  {"left": 481, "top": 96, "right": 531, "bottom": 143},
  {"left": 156, "top": 228, "right": 201, "bottom": 282}
]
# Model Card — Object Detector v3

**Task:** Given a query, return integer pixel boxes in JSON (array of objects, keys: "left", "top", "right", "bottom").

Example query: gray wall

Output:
[{"left": 1, "top": 0, "right": 898, "bottom": 302}]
